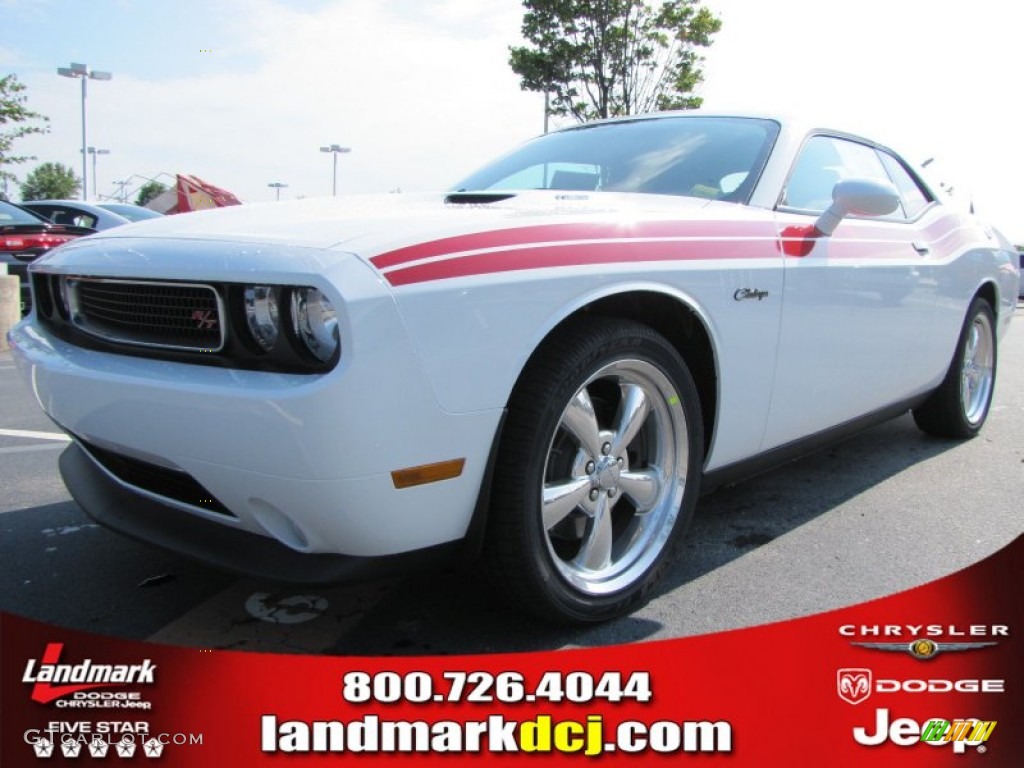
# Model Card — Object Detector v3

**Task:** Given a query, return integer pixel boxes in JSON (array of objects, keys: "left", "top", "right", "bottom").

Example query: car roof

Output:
[
  {"left": 554, "top": 110, "right": 894, "bottom": 149},
  {"left": 24, "top": 199, "right": 117, "bottom": 212}
]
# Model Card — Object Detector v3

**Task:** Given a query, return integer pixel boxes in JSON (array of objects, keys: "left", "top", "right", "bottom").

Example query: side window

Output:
[
  {"left": 31, "top": 205, "right": 57, "bottom": 221},
  {"left": 782, "top": 135, "right": 898, "bottom": 216},
  {"left": 878, "top": 151, "right": 932, "bottom": 219}
]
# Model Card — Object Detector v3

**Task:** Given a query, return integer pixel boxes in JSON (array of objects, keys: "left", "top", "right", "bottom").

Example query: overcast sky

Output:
[{"left": 2, "top": 0, "right": 1021, "bottom": 240}]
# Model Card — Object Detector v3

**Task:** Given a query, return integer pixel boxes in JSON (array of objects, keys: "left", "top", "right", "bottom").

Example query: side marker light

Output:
[{"left": 391, "top": 458, "right": 466, "bottom": 489}]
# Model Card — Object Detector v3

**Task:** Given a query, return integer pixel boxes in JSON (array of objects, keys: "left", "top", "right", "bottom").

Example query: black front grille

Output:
[
  {"left": 34, "top": 274, "right": 335, "bottom": 373},
  {"left": 70, "top": 278, "right": 224, "bottom": 352},
  {"left": 78, "top": 438, "right": 235, "bottom": 518}
]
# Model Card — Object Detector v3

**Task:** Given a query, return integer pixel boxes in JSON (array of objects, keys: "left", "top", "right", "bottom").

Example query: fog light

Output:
[
  {"left": 291, "top": 287, "right": 339, "bottom": 362},
  {"left": 244, "top": 285, "right": 279, "bottom": 351}
]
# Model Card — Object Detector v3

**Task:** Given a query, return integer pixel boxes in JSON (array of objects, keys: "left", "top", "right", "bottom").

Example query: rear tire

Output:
[
  {"left": 912, "top": 297, "right": 997, "bottom": 438},
  {"left": 484, "top": 318, "right": 703, "bottom": 623}
]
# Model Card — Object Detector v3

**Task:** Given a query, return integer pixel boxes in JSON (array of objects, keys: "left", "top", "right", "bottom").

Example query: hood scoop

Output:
[{"left": 444, "top": 192, "right": 517, "bottom": 205}]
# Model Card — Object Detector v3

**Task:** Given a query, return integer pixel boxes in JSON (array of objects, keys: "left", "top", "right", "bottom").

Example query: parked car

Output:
[
  {"left": 95, "top": 202, "right": 165, "bottom": 223},
  {"left": 0, "top": 200, "right": 94, "bottom": 315},
  {"left": 1019, "top": 250, "right": 1024, "bottom": 298},
  {"left": 21, "top": 200, "right": 132, "bottom": 231},
  {"left": 8, "top": 113, "right": 1020, "bottom": 622}
]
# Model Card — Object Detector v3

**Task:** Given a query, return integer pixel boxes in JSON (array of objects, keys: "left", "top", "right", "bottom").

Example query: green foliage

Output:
[
  {"left": 135, "top": 180, "right": 168, "bottom": 207},
  {"left": 0, "top": 74, "right": 50, "bottom": 189},
  {"left": 19, "top": 162, "right": 80, "bottom": 201},
  {"left": 509, "top": 0, "right": 722, "bottom": 123}
]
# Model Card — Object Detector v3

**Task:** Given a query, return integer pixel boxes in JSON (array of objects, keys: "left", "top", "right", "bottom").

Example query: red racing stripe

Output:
[
  {"left": 778, "top": 213, "right": 972, "bottom": 259},
  {"left": 384, "top": 238, "right": 774, "bottom": 287},
  {"left": 371, "top": 220, "right": 774, "bottom": 270}
]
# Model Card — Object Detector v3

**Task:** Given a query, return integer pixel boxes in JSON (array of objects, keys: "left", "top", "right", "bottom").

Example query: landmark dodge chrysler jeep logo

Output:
[
  {"left": 853, "top": 709, "right": 996, "bottom": 754},
  {"left": 840, "top": 624, "right": 1006, "bottom": 660},
  {"left": 838, "top": 669, "right": 872, "bottom": 705},
  {"left": 850, "top": 639, "right": 997, "bottom": 660},
  {"left": 22, "top": 643, "right": 156, "bottom": 704},
  {"left": 837, "top": 668, "right": 1004, "bottom": 705}
]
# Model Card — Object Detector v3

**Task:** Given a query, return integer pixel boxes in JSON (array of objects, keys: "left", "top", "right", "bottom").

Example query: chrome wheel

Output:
[
  {"left": 913, "top": 297, "right": 997, "bottom": 439},
  {"left": 540, "top": 359, "right": 688, "bottom": 595},
  {"left": 485, "top": 318, "right": 703, "bottom": 622},
  {"left": 961, "top": 312, "right": 994, "bottom": 426}
]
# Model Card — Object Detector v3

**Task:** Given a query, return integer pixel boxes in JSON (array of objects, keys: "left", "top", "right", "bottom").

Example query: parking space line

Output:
[
  {"left": 0, "top": 444, "right": 67, "bottom": 455},
  {"left": 0, "top": 429, "right": 71, "bottom": 442}
]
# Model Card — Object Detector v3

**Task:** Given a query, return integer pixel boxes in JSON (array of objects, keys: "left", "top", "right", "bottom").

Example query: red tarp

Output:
[{"left": 147, "top": 175, "right": 242, "bottom": 214}]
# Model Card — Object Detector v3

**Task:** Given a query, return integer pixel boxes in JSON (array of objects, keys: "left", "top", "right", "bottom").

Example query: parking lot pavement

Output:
[
  {"left": 2, "top": 305, "right": 1022, "bottom": 653},
  {"left": 0, "top": 354, "right": 72, "bottom": 513}
]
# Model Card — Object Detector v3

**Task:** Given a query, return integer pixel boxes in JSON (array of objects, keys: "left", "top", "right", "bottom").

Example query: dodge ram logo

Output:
[{"left": 838, "top": 668, "right": 872, "bottom": 705}]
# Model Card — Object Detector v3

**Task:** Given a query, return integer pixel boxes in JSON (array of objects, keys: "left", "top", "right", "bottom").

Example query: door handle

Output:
[{"left": 912, "top": 241, "right": 930, "bottom": 256}]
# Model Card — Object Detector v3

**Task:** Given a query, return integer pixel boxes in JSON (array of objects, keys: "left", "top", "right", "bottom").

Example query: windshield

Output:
[{"left": 453, "top": 116, "right": 779, "bottom": 203}]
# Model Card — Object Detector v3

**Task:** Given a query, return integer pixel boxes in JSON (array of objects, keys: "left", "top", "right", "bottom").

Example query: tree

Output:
[
  {"left": 19, "top": 162, "right": 80, "bottom": 201},
  {"left": 1, "top": 74, "right": 50, "bottom": 192},
  {"left": 135, "top": 180, "right": 168, "bottom": 207},
  {"left": 509, "top": 0, "right": 721, "bottom": 124}
]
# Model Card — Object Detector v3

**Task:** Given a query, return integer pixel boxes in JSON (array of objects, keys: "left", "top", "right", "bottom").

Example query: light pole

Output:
[
  {"left": 112, "top": 178, "right": 130, "bottom": 203},
  {"left": 268, "top": 182, "right": 288, "bottom": 201},
  {"left": 85, "top": 147, "right": 110, "bottom": 199},
  {"left": 57, "top": 63, "right": 112, "bottom": 201},
  {"left": 319, "top": 144, "right": 351, "bottom": 196}
]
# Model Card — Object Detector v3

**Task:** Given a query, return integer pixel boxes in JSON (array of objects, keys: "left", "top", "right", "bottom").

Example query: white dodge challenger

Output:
[{"left": 8, "top": 114, "right": 1019, "bottom": 623}]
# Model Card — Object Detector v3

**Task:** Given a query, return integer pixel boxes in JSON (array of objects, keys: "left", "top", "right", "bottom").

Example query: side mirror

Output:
[{"left": 814, "top": 178, "right": 901, "bottom": 236}]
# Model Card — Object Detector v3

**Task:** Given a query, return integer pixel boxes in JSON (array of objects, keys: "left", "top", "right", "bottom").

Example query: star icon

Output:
[
  {"left": 116, "top": 738, "right": 137, "bottom": 758},
  {"left": 33, "top": 737, "right": 54, "bottom": 758},
  {"left": 143, "top": 738, "right": 165, "bottom": 758},
  {"left": 89, "top": 737, "right": 110, "bottom": 758},
  {"left": 61, "top": 739, "right": 83, "bottom": 757}
]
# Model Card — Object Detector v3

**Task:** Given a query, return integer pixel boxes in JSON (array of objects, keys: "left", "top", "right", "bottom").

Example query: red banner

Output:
[
  {"left": 2, "top": 535, "right": 1020, "bottom": 766},
  {"left": 173, "top": 174, "right": 241, "bottom": 213}
]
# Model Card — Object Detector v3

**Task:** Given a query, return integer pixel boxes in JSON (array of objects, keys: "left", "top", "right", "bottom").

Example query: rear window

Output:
[{"left": 0, "top": 201, "right": 47, "bottom": 227}]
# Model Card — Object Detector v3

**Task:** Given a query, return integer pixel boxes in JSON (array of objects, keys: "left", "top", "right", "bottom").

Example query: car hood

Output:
[
  {"left": 36, "top": 191, "right": 774, "bottom": 285},
  {"left": 77, "top": 191, "right": 730, "bottom": 256}
]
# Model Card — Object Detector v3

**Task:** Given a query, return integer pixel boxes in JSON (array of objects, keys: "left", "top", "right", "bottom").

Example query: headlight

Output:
[
  {"left": 290, "top": 287, "right": 339, "bottom": 363},
  {"left": 244, "top": 286, "right": 279, "bottom": 351}
]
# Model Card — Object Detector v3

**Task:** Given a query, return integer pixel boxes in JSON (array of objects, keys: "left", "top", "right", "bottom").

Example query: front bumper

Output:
[
  {"left": 8, "top": 277, "right": 502, "bottom": 560},
  {"left": 59, "top": 442, "right": 461, "bottom": 583}
]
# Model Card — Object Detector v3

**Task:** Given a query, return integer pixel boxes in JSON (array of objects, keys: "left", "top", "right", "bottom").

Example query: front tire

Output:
[
  {"left": 485, "top": 318, "right": 703, "bottom": 623},
  {"left": 913, "top": 297, "right": 997, "bottom": 438}
]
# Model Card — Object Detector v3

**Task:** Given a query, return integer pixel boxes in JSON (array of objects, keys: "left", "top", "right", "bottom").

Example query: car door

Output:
[{"left": 762, "top": 134, "right": 941, "bottom": 450}]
